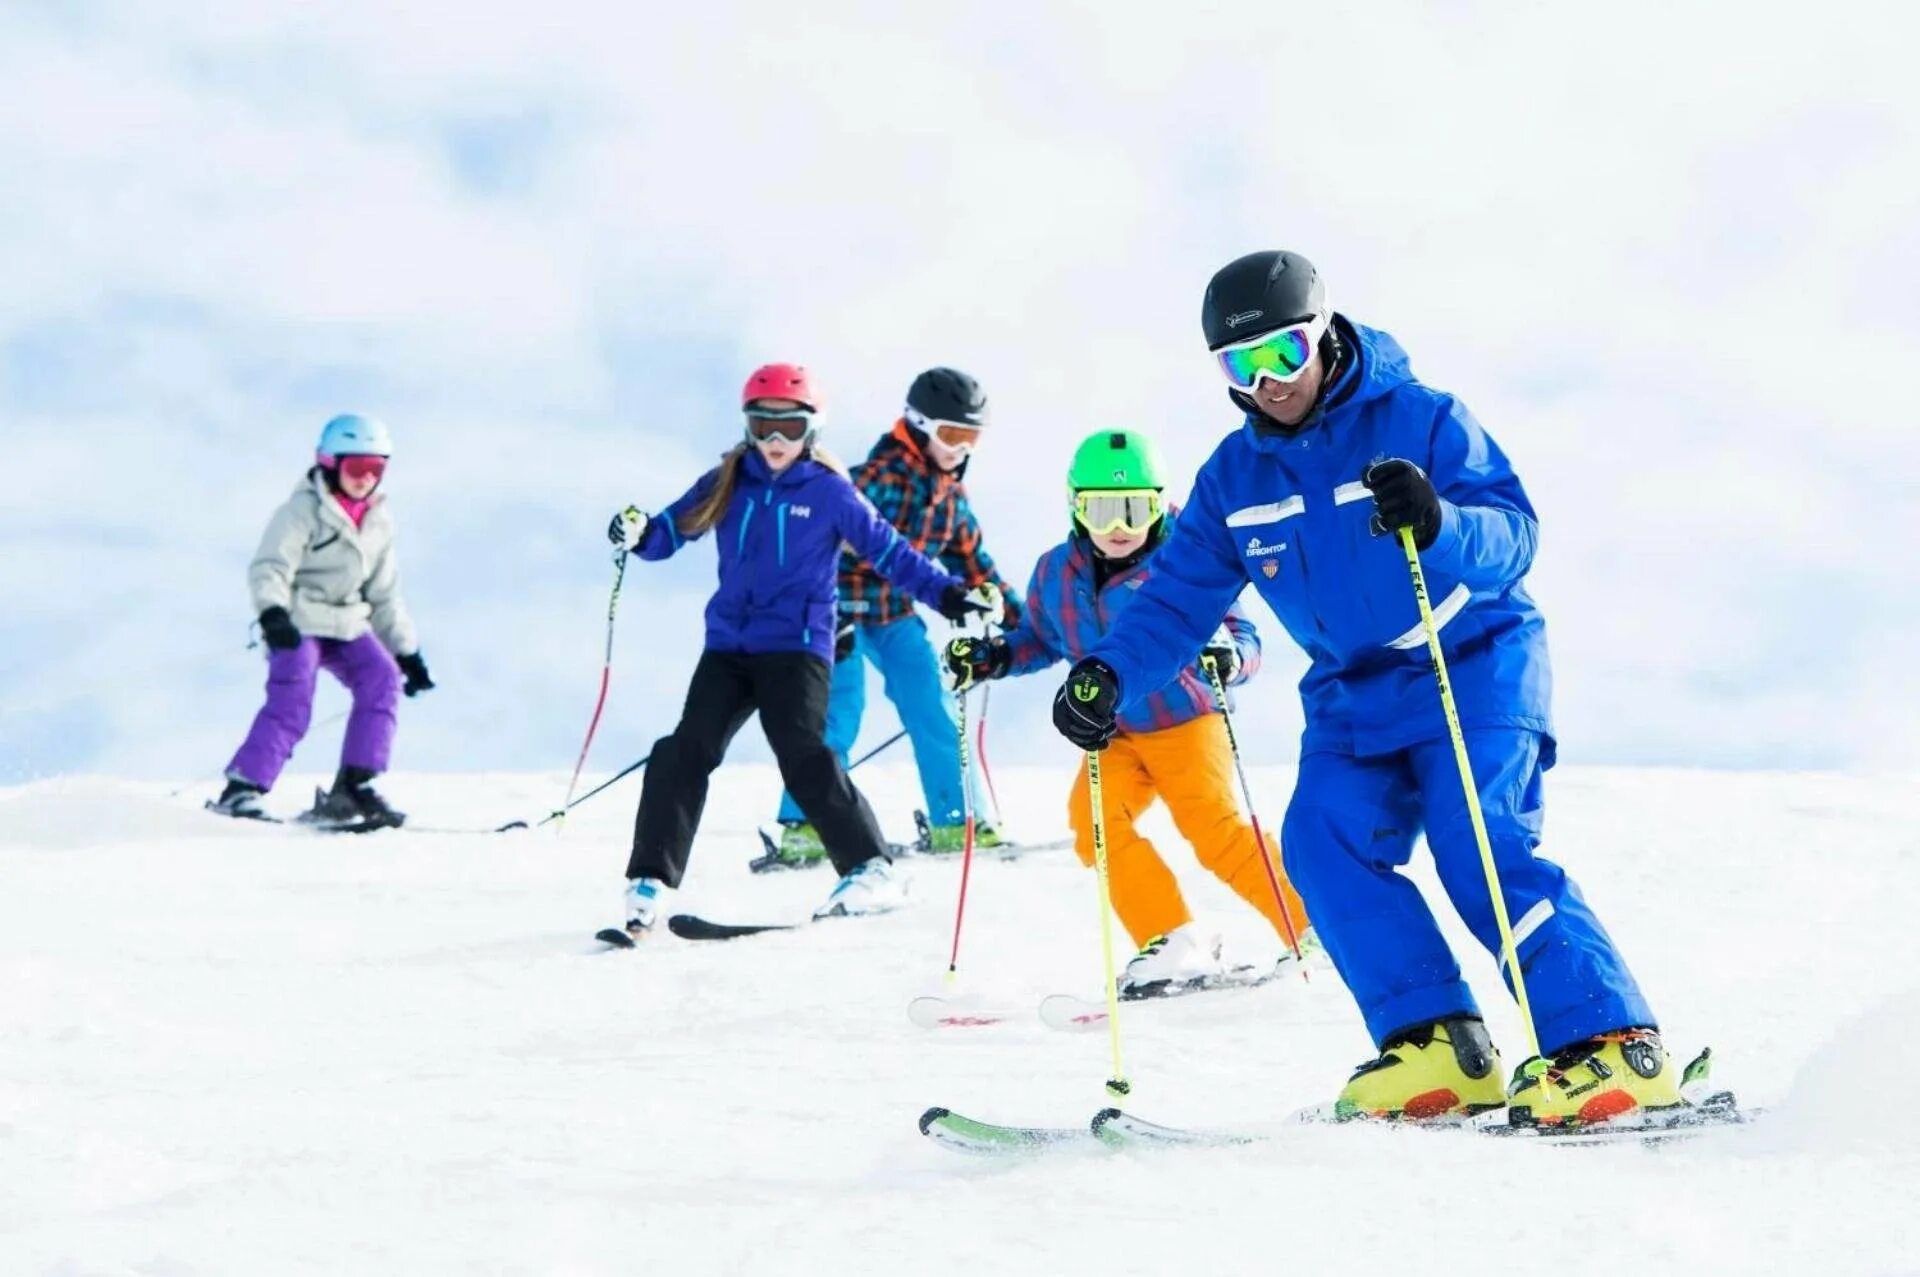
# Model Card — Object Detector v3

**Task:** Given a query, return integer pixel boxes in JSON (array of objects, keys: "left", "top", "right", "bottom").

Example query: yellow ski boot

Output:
[
  {"left": 1335, "top": 1016, "right": 1508, "bottom": 1121},
  {"left": 1506, "top": 1028, "right": 1684, "bottom": 1128}
]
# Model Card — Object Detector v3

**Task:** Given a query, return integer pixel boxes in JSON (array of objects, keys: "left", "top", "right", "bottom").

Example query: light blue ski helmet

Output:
[{"left": 315, "top": 413, "right": 394, "bottom": 466}]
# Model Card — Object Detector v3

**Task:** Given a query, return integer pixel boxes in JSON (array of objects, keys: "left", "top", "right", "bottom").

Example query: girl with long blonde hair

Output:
[{"left": 602, "top": 363, "right": 992, "bottom": 940}]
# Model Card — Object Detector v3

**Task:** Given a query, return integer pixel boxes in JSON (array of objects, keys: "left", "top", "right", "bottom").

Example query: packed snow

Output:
[{"left": 3, "top": 761, "right": 1916, "bottom": 1275}]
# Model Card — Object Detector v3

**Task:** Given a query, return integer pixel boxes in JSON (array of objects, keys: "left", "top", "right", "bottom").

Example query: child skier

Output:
[
  {"left": 944, "top": 428, "right": 1310, "bottom": 993},
  {"left": 209, "top": 413, "right": 434, "bottom": 830},
  {"left": 608, "top": 363, "right": 994, "bottom": 938},
  {"left": 765, "top": 367, "right": 1023, "bottom": 867},
  {"left": 1051, "top": 250, "right": 1684, "bottom": 1127}
]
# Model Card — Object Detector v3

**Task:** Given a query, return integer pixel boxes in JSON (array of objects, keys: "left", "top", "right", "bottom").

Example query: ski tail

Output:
[
  {"left": 665, "top": 914, "right": 801, "bottom": 941},
  {"left": 917, "top": 1107, "right": 1091, "bottom": 1155}
]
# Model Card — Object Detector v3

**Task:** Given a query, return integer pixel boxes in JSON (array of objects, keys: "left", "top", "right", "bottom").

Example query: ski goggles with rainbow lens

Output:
[
  {"left": 1073, "top": 488, "right": 1163, "bottom": 536},
  {"left": 1213, "top": 313, "right": 1330, "bottom": 390},
  {"left": 744, "top": 405, "right": 816, "bottom": 442},
  {"left": 337, "top": 455, "right": 388, "bottom": 482}
]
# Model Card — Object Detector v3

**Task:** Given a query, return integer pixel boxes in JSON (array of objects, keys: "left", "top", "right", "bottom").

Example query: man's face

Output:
[{"left": 1248, "top": 350, "right": 1324, "bottom": 427}]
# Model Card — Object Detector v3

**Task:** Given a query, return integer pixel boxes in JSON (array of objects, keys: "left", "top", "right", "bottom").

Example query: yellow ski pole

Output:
[
  {"left": 1396, "top": 526, "right": 1541, "bottom": 1062},
  {"left": 1085, "top": 750, "right": 1132, "bottom": 1100}
]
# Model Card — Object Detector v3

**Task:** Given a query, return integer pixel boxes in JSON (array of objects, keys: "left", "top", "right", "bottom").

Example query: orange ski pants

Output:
[{"left": 1067, "top": 712, "right": 1309, "bottom": 949}]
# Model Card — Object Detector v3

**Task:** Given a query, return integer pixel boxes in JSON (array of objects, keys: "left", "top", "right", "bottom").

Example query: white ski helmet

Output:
[{"left": 315, "top": 413, "right": 394, "bottom": 466}]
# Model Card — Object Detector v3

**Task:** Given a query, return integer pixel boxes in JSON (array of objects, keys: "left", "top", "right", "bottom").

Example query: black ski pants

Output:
[{"left": 627, "top": 649, "right": 889, "bottom": 885}]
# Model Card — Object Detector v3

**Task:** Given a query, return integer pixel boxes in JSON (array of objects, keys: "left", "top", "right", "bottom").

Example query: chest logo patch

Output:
[
  {"left": 1262, "top": 561, "right": 1278, "bottom": 578},
  {"left": 1243, "top": 536, "right": 1288, "bottom": 558},
  {"left": 789, "top": 505, "right": 812, "bottom": 518}
]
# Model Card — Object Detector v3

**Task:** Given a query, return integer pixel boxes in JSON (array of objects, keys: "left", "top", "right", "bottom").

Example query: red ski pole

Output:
[
  {"left": 556, "top": 550, "right": 629, "bottom": 828},
  {"left": 944, "top": 685, "right": 978, "bottom": 982}
]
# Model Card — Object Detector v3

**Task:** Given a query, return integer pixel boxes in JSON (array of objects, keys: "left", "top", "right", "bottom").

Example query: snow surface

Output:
[{"left": 3, "top": 762, "right": 1917, "bottom": 1276}]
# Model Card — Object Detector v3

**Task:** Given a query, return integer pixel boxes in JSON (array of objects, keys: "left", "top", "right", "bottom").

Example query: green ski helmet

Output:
[
  {"left": 1068, "top": 429, "right": 1167, "bottom": 492},
  {"left": 1067, "top": 429, "right": 1169, "bottom": 537}
]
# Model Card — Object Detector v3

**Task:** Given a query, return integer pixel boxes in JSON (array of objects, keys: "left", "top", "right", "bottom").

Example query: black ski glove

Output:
[
  {"left": 944, "top": 636, "right": 1010, "bottom": 691},
  {"left": 833, "top": 618, "right": 857, "bottom": 663},
  {"left": 398, "top": 652, "right": 435, "bottom": 697},
  {"left": 937, "top": 583, "right": 994, "bottom": 624},
  {"left": 1200, "top": 629, "right": 1241, "bottom": 685},
  {"left": 258, "top": 606, "right": 302, "bottom": 652},
  {"left": 1052, "top": 657, "right": 1121, "bottom": 751},
  {"left": 1363, "top": 459, "right": 1443, "bottom": 551}
]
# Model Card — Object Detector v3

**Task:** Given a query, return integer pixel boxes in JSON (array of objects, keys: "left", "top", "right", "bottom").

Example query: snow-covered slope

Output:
[{"left": 3, "top": 763, "right": 1916, "bottom": 1275}]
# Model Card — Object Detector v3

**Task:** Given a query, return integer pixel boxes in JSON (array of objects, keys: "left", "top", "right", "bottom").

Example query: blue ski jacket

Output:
[
  {"left": 1089, "top": 317, "right": 1552, "bottom": 758},
  {"left": 634, "top": 448, "right": 963, "bottom": 664}
]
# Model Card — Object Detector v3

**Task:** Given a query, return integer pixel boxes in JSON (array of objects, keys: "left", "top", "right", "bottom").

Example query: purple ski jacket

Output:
[{"left": 633, "top": 448, "right": 963, "bottom": 664}]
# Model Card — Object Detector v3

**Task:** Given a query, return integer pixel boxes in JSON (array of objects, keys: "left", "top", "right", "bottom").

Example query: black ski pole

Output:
[
  {"left": 847, "top": 728, "right": 907, "bottom": 772},
  {"left": 507, "top": 749, "right": 652, "bottom": 831}
]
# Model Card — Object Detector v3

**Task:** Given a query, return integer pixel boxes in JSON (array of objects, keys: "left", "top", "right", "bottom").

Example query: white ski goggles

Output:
[{"left": 1213, "top": 314, "right": 1330, "bottom": 390}]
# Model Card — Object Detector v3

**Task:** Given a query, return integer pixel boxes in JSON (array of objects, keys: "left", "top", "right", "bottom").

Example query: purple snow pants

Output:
[{"left": 226, "top": 633, "right": 401, "bottom": 789}]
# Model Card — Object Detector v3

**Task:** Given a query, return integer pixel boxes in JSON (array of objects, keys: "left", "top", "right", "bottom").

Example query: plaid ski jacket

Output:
[
  {"left": 837, "top": 421, "right": 1023, "bottom": 627},
  {"left": 1003, "top": 515, "right": 1261, "bottom": 736}
]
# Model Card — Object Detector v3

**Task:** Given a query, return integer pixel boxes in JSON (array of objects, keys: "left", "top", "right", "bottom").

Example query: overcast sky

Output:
[{"left": 4, "top": 0, "right": 1916, "bottom": 788}]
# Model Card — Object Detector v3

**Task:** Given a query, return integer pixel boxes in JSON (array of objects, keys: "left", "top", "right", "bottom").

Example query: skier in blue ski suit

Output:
[{"left": 1051, "top": 252, "right": 1685, "bottom": 1125}]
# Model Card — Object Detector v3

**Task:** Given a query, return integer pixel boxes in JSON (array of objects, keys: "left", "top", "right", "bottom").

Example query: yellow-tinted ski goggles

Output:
[{"left": 1073, "top": 488, "right": 1163, "bottom": 536}]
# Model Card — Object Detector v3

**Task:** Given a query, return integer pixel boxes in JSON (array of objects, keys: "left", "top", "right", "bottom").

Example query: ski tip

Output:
[
  {"left": 495, "top": 819, "right": 529, "bottom": 832},
  {"left": 917, "top": 1106, "right": 953, "bottom": 1135},
  {"left": 1089, "top": 1107, "right": 1123, "bottom": 1133},
  {"left": 593, "top": 927, "right": 637, "bottom": 949}
]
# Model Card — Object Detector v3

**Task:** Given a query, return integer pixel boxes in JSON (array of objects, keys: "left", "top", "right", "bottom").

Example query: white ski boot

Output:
[
  {"left": 1119, "top": 923, "right": 1224, "bottom": 995},
  {"left": 622, "top": 877, "right": 667, "bottom": 938},
  {"left": 814, "top": 856, "right": 908, "bottom": 919}
]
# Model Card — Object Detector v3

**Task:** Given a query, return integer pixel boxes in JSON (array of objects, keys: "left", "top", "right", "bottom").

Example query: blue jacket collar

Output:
[
  {"left": 740, "top": 447, "right": 824, "bottom": 488},
  {"left": 1237, "top": 315, "right": 1413, "bottom": 455}
]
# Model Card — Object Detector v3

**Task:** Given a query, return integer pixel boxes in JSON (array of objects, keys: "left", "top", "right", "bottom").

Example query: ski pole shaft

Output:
[
  {"left": 975, "top": 633, "right": 1005, "bottom": 829},
  {"left": 1086, "top": 750, "right": 1131, "bottom": 1100},
  {"left": 1200, "top": 655, "right": 1307, "bottom": 969},
  {"left": 944, "top": 687, "right": 978, "bottom": 982},
  {"left": 1397, "top": 526, "right": 1542, "bottom": 1061},
  {"left": 531, "top": 749, "right": 651, "bottom": 828},
  {"left": 557, "top": 551, "right": 629, "bottom": 827},
  {"left": 847, "top": 728, "right": 907, "bottom": 773}
]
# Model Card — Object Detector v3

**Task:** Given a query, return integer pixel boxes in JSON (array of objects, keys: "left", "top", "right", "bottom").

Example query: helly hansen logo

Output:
[
  {"left": 1244, "top": 536, "right": 1287, "bottom": 557},
  {"left": 789, "top": 505, "right": 813, "bottom": 518}
]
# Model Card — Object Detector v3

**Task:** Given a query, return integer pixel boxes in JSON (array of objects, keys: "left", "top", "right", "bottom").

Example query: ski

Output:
[
  {"left": 594, "top": 927, "right": 638, "bottom": 949},
  {"left": 1287, "top": 1049, "right": 1760, "bottom": 1144},
  {"left": 1092, "top": 1108, "right": 1257, "bottom": 1148},
  {"left": 204, "top": 806, "right": 397, "bottom": 835},
  {"left": 666, "top": 914, "right": 802, "bottom": 941},
  {"left": 907, "top": 809, "right": 1071, "bottom": 861},
  {"left": 1038, "top": 964, "right": 1283, "bottom": 1032},
  {"left": 907, "top": 996, "right": 1022, "bottom": 1030},
  {"left": 747, "top": 827, "right": 910, "bottom": 875},
  {"left": 917, "top": 1107, "right": 1092, "bottom": 1155}
]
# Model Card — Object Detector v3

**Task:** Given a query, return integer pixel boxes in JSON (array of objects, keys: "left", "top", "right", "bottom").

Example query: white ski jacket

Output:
[{"left": 247, "top": 472, "right": 418, "bottom": 655}]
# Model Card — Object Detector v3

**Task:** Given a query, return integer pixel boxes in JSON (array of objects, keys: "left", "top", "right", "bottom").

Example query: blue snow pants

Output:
[
  {"left": 1281, "top": 728, "right": 1654, "bottom": 1055},
  {"left": 776, "top": 613, "right": 987, "bottom": 828}
]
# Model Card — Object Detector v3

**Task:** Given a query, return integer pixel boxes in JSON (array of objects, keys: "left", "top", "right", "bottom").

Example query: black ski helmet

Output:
[
  {"left": 905, "top": 366, "right": 989, "bottom": 428},
  {"left": 1201, "top": 250, "right": 1327, "bottom": 350}
]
